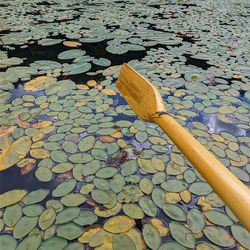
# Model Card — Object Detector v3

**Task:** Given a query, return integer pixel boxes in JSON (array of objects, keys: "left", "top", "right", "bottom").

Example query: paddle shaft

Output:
[{"left": 154, "top": 114, "right": 250, "bottom": 232}]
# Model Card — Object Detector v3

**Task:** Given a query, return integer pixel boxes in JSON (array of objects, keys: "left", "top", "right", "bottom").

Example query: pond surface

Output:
[{"left": 0, "top": 0, "right": 250, "bottom": 249}]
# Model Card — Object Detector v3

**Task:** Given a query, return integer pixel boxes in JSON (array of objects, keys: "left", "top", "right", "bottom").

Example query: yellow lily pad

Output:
[
  {"left": 78, "top": 225, "right": 101, "bottom": 243},
  {"left": 24, "top": 76, "right": 57, "bottom": 91},
  {"left": 103, "top": 216, "right": 135, "bottom": 233},
  {"left": 0, "top": 189, "right": 27, "bottom": 209},
  {"left": 30, "top": 148, "right": 50, "bottom": 159},
  {"left": 0, "top": 136, "right": 31, "bottom": 171}
]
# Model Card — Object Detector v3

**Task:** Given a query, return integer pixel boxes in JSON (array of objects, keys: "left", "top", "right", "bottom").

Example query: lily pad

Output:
[
  {"left": 203, "top": 226, "right": 235, "bottom": 247},
  {"left": 142, "top": 223, "right": 161, "bottom": 250},
  {"left": 52, "top": 179, "right": 77, "bottom": 197},
  {"left": 189, "top": 182, "right": 212, "bottom": 195},
  {"left": 38, "top": 207, "right": 56, "bottom": 230},
  {"left": 3, "top": 203, "right": 23, "bottom": 227},
  {"left": 13, "top": 216, "right": 38, "bottom": 239},
  {"left": 55, "top": 207, "right": 80, "bottom": 224},
  {"left": 56, "top": 222, "right": 83, "bottom": 240},
  {"left": 103, "top": 216, "right": 135, "bottom": 233},
  {"left": 231, "top": 224, "right": 250, "bottom": 249},
  {"left": 162, "top": 204, "right": 187, "bottom": 221},
  {"left": 61, "top": 193, "right": 86, "bottom": 206},
  {"left": 16, "top": 233, "right": 42, "bottom": 250},
  {"left": 0, "top": 235, "right": 17, "bottom": 250},
  {"left": 169, "top": 222, "right": 195, "bottom": 248},
  {"left": 73, "top": 210, "right": 98, "bottom": 226},
  {"left": 187, "top": 209, "right": 205, "bottom": 234},
  {"left": 204, "top": 210, "right": 233, "bottom": 226},
  {"left": 123, "top": 204, "right": 144, "bottom": 219},
  {"left": 139, "top": 197, "right": 158, "bottom": 217},
  {"left": 23, "top": 189, "right": 49, "bottom": 205},
  {"left": 39, "top": 236, "right": 67, "bottom": 250},
  {"left": 0, "top": 189, "right": 27, "bottom": 209},
  {"left": 112, "top": 233, "right": 136, "bottom": 250},
  {"left": 139, "top": 177, "right": 154, "bottom": 194}
]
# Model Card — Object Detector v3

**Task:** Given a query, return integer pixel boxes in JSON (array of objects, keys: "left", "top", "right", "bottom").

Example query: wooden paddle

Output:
[{"left": 117, "top": 63, "right": 250, "bottom": 231}]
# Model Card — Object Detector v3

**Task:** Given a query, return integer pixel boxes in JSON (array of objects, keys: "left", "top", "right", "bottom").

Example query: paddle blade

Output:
[{"left": 116, "top": 63, "right": 166, "bottom": 122}]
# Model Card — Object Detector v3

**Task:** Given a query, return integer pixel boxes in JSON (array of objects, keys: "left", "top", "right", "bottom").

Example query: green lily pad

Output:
[
  {"left": 56, "top": 222, "right": 83, "bottom": 240},
  {"left": 50, "top": 151, "right": 68, "bottom": 164},
  {"left": 93, "top": 58, "right": 111, "bottom": 67},
  {"left": 139, "top": 177, "right": 154, "bottom": 195},
  {"left": 161, "top": 180, "right": 186, "bottom": 192},
  {"left": 39, "top": 236, "right": 67, "bottom": 250},
  {"left": 231, "top": 224, "right": 250, "bottom": 249},
  {"left": 91, "top": 189, "right": 110, "bottom": 204},
  {"left": 203, "top": 226, "right": 235, "bottom": 247},
  {"left": 187, "top": 209, "right": 205, "bottom": 234},
  {"left": 61, "top": 193, "right": 86, "bottom": 206},
  {"left": 13, "top": 216, "right": 38, "bottom": 239},
  {"left": 52, "top": 179, "right": 77, "bottom": 197},
  {"left": 16, "top": 233, "right": 42, "bottom": 250},
  {"left": 121, "top": 160, "right": 138, "bottom": 176},
  {"left": 78, "top": 136, "right": 96, "bottom": 152},
  {"left": 35, "top": 167, "right": 53, "bottom": 182},
  {"left": 73, "top": 210, "right": 98, "bottom": 226},
  {"left": 110, "top": 174, "right": 125, "bottom": 193},
  {"left": 0, "top": 235, "right": 17, "bottom": 250},
  {"left": 46, "top": 199, "right": 64, "bottom": 213},
  {"left": 91, "top": 148, "right": 108, "bottom": 161},
  {"left": 38, "top": 207, "right": 56, "bottom": 230},
  {"left": 169, "top": 222, "right": 195, "bottom": 248},
  {"left": 23, "top": 204, "right": 44, "bottom": 217},
  {"left": 112, "top": 233, "right": 136, "bottom": 250},
  {"left": 64, "top": 242, "right": 85, "bottom": 250},
  {"left": 152, "top": 188, "right": 166, "bottom": 208},
  {"left": 162, "top": 203, "right": 187, "bottom": 221},
  {"left": 189, "top": 182, "right": 212, "bottom": 195},
  {"left": 3, "top": 204, "right": 22, "bottom": 227},
  {"left": 139, "top": 197, "right": 158, "bottom": 217},
  {"left": 93, "top": 177, "right": 110, "bottom": 190},
  {"left": 58, "top": 49, "right": 86, "bottom": 60},
  {"left": 96, "top": 167, "right": 118, "bottom": 178},
  {"left": 23, "top": 189, "right": 49, "bottom": 205},
  {"left": 123, "top": 204, "right": 144, "bottom": 219},
  {"left": 142, "top": 223, "right": 161, "bottom": 250},
  {"left": 55, "top": 207, "right": 80, "bottom": 224},
  {"left": 204, "top": 210, "right": 233, "bottom": 226}
]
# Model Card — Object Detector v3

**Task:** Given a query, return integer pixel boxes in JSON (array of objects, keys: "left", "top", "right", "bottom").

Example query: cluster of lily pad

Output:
[{"left": 0, "top": 0, "right": 250, "bottom": 249}]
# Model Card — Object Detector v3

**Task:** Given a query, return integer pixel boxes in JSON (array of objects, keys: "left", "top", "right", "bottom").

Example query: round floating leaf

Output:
[
  {"left": 135, "top": 131, "right": 148, "bottom": 143},
  {"left": 94, "top": 202, "right": 122, "bottom": 218},
  {"left": 112, "top": 233, "right": 136, "bottom": 250},
  {"left": 189, "top": 182, "right": 212, "bottom": 195},
  {"left": 64, "top": 242, "right": 85, "bottom": 250},
  {"left": 162, "top": 204, "right": 186, "bottom": 221},
  {"left": 110, "top": 174, "right": 125, "bottom": 193},
  {"left": 16, "top": 233, "right": 42, "bottom": 250},
  {"left": 3, "top": 203, "right": 22, "bottom": 227},
  {"left": 152, "top": 188, "right": 166, "bottom": 208},
  {"left": 159, "top": 242, "right": 187, "bottom": 250},
  {"left": 0, "top": 136, "right": 31, "bottom": 171},
  {"left": 73, "top": 210, "right": 98, "bottom": 226},
  {"left": 204, "top": 210, "right": 233, "bottom": 226},
  {"left": 138, "top": 158, "right": 157, "bottom": 174},
  {"left": 93, "top": 58, "right": 111, "bottom": 67},
  {"left": 56, "top": 222, "right": 83, "bottom": 240},
  {"left": 58, "top": 49, "right": 86, "bottom": 60},
  {"left": 39, "top": 236, "right": 67, "bottom": 250},
  {"left": 139, "top": 197, "right": 158, "bottom": 217},
  {"left": 23, "top": 204, "right": 43, "bottom": 217},
  {"left": 91, "top": 148, "right": 108, "bottom": 161},
  {"left": 50, "top": 151, "right": 68, "bottom": 163},
  {"left": 96, "top": 167, "right": 117, "bottom": 179},
  {"left": 52, "top": 179, "right": 77, "bottom": 197},
  {"left": 91, "top": 189, "right": 110, "bottom": 204},
  {"left": 121, "top": 160, "right": 138, "bottom": 176},
  {"left": 142, "top": 223, "right": 161, "bottom": 250},
  {"left": 0, "top": 235, "right": 17, "bottom": 250},
  {"left": 55, "top": 207, "right": 80, "bottom": 224},
  {"left": 23, "top": 189, "right": 49, "bottom": 205},
  {"left": 184, "top": 169, "right": 196, "bottom": 183},
  {"left": 169, "top": 222, "right": 195, "bottom": 248},
  {"left": 187, "top": 209, "right": 205, "bottom": 234},
  {"left": 0, "top": 189, "right": 27, "bottom": 209},
  {"left": 139, "top": 177, "right": 153, "bottom": 195},
  {"left": 161, "top": 180, "right": 186, "bottom": 192},
  {"left": 103, "top": 216, "right": 135, "bottom": 233},
  {"left": 13, "top": 216, "right": 38, "bottom": 239},
  {"left": 123, "top": 204, "right": 144, "bottom": 219},
  {"left": 61, "top": 193, "right": 86, "bottom": 206},
  {"left": 39, "top": 207, "right": 56, "bottom": 230},
  {"left": 35, "top": 167, "right": 52, "bottom": 182},
  {"left": 79, "top": 136, "right": 95, "bottom": 152},
  {"left": 231, "top": 224, "right": 250, "bottom": 249},
  {"left": 203, "top": 226, "right": 235, "bottom": 247}
]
